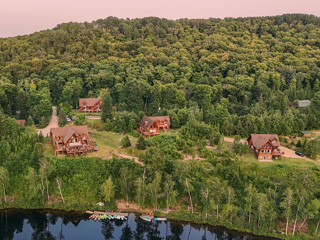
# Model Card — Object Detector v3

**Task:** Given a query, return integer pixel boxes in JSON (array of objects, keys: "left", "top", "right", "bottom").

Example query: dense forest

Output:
[
  {"left": 1, "top": 14, "right": 320, "bottom": 135},
  {"left": 1, "top": 14, "right": 320, "bottom": 239}
]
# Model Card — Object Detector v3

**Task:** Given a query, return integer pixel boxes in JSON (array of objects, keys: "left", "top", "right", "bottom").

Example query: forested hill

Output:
[{"left": 1, "top": 14, "right": 320, "bottom": 135}]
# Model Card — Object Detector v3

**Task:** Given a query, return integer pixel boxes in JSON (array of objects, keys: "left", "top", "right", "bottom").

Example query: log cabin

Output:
[
  {"left": 78, "top": 97, "right": 101, "bottom": 113},
  {"left": 50, "top": 125, "right": 94, "bottom": 156},
  {"left": 247, "top": 134, "right": 284, "bottom": 160},
  {"left": 137, "top": 116, "right": 170, "bottom": 137}
]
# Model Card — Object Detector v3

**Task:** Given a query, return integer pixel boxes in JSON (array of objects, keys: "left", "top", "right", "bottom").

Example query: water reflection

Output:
[{"left": 0, "top": 209, "right": 274, "bottom": 240}]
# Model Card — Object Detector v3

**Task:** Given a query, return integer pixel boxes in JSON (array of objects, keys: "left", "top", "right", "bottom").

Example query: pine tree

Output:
[
  {"left": 121, "top": 135, "right": 131, "bottom": 148},
  {"left": 27, "top": 115, "right": 34, "bottom": 126},
  {"left": 136, "top": 135, "right": 146, "bottom": 150},
  {"left": 58, "top": 108, "right": 67, "bottom": 127},
  {"left": 101, "top": 88, "right": 113, "bottom": 122}
]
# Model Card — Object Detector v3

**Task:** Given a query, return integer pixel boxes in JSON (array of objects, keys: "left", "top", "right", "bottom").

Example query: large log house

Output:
[
  {"left": 50, "top": 125, "right": 94, "bottom": 156},
  {"left": 78, "top": 97, "right": 101, "bottom": 113},
  {"left": 247, "top": 134, "right": 284, "bottom": 160},
  {"left": 137, "top": 116, "right": 170, "bottom": 137}
]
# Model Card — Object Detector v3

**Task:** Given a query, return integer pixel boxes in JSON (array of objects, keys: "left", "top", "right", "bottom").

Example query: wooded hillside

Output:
[{"left": 1, "top": 14, "right": 320, "bottom": 135}]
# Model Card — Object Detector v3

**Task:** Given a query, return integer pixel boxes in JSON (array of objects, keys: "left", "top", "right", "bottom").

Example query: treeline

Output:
[{"left": 1, "top": 14, "right": 320, "bottom": 134}]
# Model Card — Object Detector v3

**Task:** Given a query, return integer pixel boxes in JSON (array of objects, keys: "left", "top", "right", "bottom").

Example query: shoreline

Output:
[{"left": 0, "top": 207, "right": 281, "bottom": 240}]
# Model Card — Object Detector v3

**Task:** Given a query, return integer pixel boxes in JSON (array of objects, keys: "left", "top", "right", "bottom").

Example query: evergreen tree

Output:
[
  {"left": 121, "top": 135, "right": 131, "bottom": 148},
  {"left": 101, "top": 88, "right": 113, "bottom": 122},
  {"left": 27, "top": 115, "right": 34, "bottom": 126},
  {"left": 58, "top": 108, "right": 67, "bottom": 127},
  {"left": 136, "top": 135, "right": 146, "bottom": 150},
  {"left": 39, "top": 116, "right": 48, "bottom": 128}
]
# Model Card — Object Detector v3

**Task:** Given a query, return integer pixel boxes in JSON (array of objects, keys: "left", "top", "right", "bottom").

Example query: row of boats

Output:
[
  {"left": 88, "top": 212, "right": 167, "bottom": 222},
  {"left": 89, "top": 214, "right": 127, "bottom": 221}
]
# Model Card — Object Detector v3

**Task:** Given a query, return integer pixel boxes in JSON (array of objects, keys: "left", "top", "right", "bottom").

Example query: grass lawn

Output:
[
  {"left": 88, "top": 129, "right": 138, "bottom": 158},
  {"left": 239, "top": 152, "right": 318, "bottom": 167}
]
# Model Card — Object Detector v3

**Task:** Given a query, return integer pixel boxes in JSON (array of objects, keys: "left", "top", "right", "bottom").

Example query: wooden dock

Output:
[{"left": 85, "top": 210, "right": 129, "bottom": 217}]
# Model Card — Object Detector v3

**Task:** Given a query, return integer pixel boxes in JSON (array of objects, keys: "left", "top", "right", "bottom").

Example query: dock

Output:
[{"left": 85, "top": 210, "right": 129, "bottom": 217}]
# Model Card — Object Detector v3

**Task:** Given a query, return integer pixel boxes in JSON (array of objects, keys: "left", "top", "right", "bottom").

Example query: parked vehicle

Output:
[
  {"left": 66, "top": 118, "right": 72, "bottom": 122},
  {"left": 295, "top": 151, "right": 304, "bottom": 157}
]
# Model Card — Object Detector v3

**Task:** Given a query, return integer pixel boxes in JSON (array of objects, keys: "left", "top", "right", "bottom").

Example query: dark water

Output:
[{"left": 0, "top": 209, "right": 275, "bottom": 240}]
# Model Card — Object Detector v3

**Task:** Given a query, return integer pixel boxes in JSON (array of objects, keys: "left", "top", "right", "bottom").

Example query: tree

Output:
[
  {"left": 102, "top": 176, "right": 115, "bottom": 204},
  {"left": 120, "top": 167, "right": 131, "bottom": 207},
  {"left": 164, "top": 174, "right": 177, "bottom": 212},
  {"left": 0, "top": 167, "right": 9, "bottom": 203},
  {"left": 101, "top": 88, "right": 113, "bottom": 122},
  {"left": 121, "top": 135, "right": 131, "bottom": 148},
  {"left": 39, "top": 116, "right": 48, "bottom": 128},
  {"left": 280, "top": 187, "right": 293, "bottom": 235},
  {"left": 244, "top": 184, "right": 257, "bottom": 224},
  {"left": 39, "top": 159, "right": 51, "bottom": 201},
  {"left": 58, "top": 108, "right": 67, "bottom": 127},
  {"left": 148, "top": 171, "right": 161, "bottom": 210},
  {"left": 27, "top": 115, "right": 34, "bottom": 126},
  {"left": 136, "top": 135, "right": 146, "bottom": 150}
]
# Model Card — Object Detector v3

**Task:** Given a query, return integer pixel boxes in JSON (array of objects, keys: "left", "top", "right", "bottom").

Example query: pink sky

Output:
[{"left": 1, "top": 0, "right": 320, "bottom": 38}]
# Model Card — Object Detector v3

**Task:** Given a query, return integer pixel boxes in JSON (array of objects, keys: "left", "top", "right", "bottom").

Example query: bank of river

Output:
[{"left": 0, "top": 209, "right": 279, "bottom": 240}]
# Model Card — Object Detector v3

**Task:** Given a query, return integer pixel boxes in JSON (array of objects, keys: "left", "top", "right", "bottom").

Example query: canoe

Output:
[
  {"left": 140, "top": 215, "right": 153, "bottom": 222},
  {"left": 154, "top": 217, "right": 167, "bottom": 221}
]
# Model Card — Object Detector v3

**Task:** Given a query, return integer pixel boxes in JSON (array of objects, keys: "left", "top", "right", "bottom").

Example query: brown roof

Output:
[
  {"left": 248, "top": 134, "right": 280, "bottom": 149},
  {"left": 139, "top": 116, "right": 170, "bottom": 129},
  {"left": 79, "top": 97, "right": 101, "bottom": 107},
  {"left": 50, "top": 125, "right": 89, "bottom": 144},
  {"left": 16, "top": 119, "right": 26, "bottom": 125}
]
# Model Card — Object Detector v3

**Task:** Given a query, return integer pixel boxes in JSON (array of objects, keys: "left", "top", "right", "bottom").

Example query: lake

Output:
[{"left": 0, "top": 209, "right": 275, "bottom": 240}]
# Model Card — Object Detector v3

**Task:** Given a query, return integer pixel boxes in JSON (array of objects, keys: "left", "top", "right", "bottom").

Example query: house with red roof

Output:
[
  {"left": 50, "top": 125, "right": 94, "bottom": 156},
  {"left": 78, "top": 97, "right": 101, "bottom": 113},
  {"left": 137, "top": 116, "right": 170, "bottom": 137},
  {"left": 247, "top": 134, "right": 284, "bottom": 160}
]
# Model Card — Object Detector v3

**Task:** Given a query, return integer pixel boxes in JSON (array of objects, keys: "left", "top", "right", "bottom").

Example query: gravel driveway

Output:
[{"left": 37, "top": 106, "right": 58, "bottom": 137}]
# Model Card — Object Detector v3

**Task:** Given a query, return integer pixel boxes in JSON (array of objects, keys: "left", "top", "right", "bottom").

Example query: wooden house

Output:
[
  {"left": 137, "top": 116, "right": 170, "bottom": 137},
  {"left": 78, "top": 97, "right": 101, "bottom": 113},
  {"left": 15, "top": 119, "right": 26, "bottom": 126},
  {"left": 50, "top": 125, "right": 94, "bottom": 156},
  {"left": 247, "top": 134, "right": 284, "bottom": 160}
]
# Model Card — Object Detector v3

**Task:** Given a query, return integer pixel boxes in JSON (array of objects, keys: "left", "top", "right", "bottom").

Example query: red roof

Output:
[
  {"left": 79, "top": 97, "right": 101, "bottom": 107},
  {"left": 247, "top": 134, "right": 280, "bottom": 149}
]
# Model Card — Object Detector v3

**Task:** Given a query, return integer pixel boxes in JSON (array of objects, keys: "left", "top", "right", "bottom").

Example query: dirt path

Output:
[
  {"left": 224, "top": 137, "right": 246, "bottom": 143},
  {"left": 106, "top": 153, "right": 144, "bottom": 165},
  {"left": 37, "top": 106, "right": 58, "bottom": 137}
]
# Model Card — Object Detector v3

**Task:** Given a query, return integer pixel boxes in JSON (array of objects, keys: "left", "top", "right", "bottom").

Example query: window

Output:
[
  {"left": 267, "top": 144, "right": 270, "bottom": 148},
  {"left": 264, "top": 156, "right": 267, "bottom": 160},
  {"left": 261, "top": 149, "right": 265, "bottom": 153},
  {"left": 268, "top": 156, "right": 271, "bottom": 159},
  {"left": 260, "top": 156, "right": 263, "bottom": 159},
  {"left": 267, "top": 150, "right": 271, "bottom": 153}
]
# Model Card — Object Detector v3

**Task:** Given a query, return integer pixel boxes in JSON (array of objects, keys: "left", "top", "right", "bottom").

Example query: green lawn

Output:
[{"left": 239, "top": 152, "right": 318, "bottom": 167}]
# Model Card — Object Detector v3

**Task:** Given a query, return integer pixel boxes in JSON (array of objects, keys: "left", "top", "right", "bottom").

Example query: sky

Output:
[{"left": 1, "top": 0, "right": 320, "bottom": 38}]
